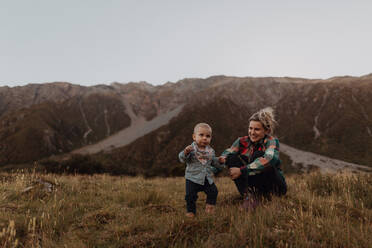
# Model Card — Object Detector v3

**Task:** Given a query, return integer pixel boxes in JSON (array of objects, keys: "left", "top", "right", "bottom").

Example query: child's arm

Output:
[
  {"left": 178, "top": 145, "right": 193, "bottom": 163},
  {"left": 210, "top": 151, "right": 226, "bottom": 174}
]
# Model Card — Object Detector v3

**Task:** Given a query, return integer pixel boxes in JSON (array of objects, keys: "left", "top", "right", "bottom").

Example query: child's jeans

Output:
[{"left": 185, "top": 178, "right": 218, "bottom": 214}]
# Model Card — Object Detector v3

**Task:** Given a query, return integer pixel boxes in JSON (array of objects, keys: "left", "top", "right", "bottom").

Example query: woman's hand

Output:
[
  {"left": 229, "top": 167, "right": 242, "bottom": 179},
  {"left": 218, "top": 156, "right": 226, "bottom": 164}
]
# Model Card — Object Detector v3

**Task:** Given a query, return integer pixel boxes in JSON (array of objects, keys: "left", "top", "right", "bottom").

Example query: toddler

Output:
[{"left": 178, "top": 123, "right": 223, "bottom": 217}]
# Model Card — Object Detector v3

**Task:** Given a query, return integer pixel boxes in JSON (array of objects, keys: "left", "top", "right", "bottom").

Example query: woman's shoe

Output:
[{"left": 241, "top": 194, "right": 260, "bottom": 211}]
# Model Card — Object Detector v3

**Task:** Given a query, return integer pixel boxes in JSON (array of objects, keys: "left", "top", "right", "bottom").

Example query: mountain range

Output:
[{"left": 1, "top": 74, "right": 371, "bottom": 174}]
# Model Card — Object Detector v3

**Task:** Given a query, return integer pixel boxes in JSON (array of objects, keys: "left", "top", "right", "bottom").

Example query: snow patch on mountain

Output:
[
  {"left": 280, "top": 143, "right": 372, "bottom": 173},
  {"left": 72, "top": 104, "right": 184, "bottom": 154}
]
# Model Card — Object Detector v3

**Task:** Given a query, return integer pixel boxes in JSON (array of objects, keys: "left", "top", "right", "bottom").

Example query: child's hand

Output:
[
  {"left": 218, "top": 156, "right": 226, "bottom": 164},
  {"left": 184, "top": 145, "right": 193, "bottom": 155}
]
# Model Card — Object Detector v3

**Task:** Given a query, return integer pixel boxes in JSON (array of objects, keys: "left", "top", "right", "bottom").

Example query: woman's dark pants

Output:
[
  {"left": 226, "top": 154, "right": 287, "bottom": 198},
  {"left": 185, "top": 178, "right": 218, "bottom": 214}
]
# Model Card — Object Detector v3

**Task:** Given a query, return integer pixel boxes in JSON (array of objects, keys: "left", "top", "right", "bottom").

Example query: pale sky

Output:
[{"left": 1, "top": 0, "right": 372, "bottom": 87}]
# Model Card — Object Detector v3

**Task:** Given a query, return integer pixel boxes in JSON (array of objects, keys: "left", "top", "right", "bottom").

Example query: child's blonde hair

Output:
[
  {"left": 193, "top": 123, "right": 212, "bottom": 134},
  {"left": 249, "top": 107, "right": 277, "bottom": 135}
]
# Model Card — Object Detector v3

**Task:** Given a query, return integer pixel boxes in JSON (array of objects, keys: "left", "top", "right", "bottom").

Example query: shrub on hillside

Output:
[
  {"left": 40, "top": 155, "right": 104, "bottom": 174},
  {"left": 62, "top": 155, "right": 104, "bottom": 174}
]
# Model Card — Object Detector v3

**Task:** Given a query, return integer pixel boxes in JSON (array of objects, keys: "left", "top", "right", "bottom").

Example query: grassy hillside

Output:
[{"left": 1, "top": 171, "right": 371, "bottom": 247}]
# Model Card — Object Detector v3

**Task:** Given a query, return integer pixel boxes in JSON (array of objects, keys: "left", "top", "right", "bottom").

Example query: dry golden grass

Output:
[{"left": 0, "top": 170, "right": 371, "bottom": 247}]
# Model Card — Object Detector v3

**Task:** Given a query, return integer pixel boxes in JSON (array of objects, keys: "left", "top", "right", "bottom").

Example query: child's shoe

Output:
[
  {"left": 205, "top": 204, "right": 215, "bottom": 214},
  {"left": 185, "top": 212, "right": 195, "bottom": 218}
]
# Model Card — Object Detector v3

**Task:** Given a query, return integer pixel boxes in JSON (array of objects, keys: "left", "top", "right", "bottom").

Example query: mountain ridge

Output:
[{"left": 0, "top": 74, "right": 371, "bottom": 173}]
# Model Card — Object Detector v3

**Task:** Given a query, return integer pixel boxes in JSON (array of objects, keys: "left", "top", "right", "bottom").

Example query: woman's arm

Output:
[
  {"left": 221, "top": 138, "right": 242, "bottom": 179},
  {"left": 221, "top": 137, "right": 241, "bottom": 159}
]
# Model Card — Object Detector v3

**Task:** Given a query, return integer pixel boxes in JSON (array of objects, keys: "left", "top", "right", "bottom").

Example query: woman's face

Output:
[{"left": 248, "top": 120, "right": 268, "bottom": 143}]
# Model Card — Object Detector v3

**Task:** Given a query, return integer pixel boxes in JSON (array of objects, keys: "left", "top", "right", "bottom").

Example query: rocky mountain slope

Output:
[
  {"left": 100, "top": 79, "right": 372, "bottom": 176},
  {"left": 0, "top": 75, "right": 371, "bottom": 173}
]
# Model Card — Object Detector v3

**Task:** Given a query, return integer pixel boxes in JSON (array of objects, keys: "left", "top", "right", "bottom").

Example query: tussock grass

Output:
[{"left": 0, "top": 171, "right": 371, "bottom": 247}]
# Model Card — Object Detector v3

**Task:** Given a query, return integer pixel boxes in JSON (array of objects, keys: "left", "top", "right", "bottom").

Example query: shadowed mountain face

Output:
[
  {"left": 0, "top": 75, "right": 371, "bottom": 169},
  {"left": 0, "top": 94, "right": 131, "bottom": 164},
  {"left": 276, "top": 79, "right": 372, "bottom": 165}
]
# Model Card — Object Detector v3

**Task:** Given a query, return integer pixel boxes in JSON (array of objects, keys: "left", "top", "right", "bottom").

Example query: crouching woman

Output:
[{"left": 220, "top": 107, "right": 287, "bottom": 209}]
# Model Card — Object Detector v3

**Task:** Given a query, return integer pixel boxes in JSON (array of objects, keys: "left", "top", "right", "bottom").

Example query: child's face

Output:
[{"left": 193, "top": 127, "right": 212, "bottom": 148}]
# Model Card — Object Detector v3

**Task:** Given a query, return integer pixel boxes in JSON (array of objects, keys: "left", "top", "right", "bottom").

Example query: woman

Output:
[{"left": 220, "top": 107, "right": 287, "bottom": 209}]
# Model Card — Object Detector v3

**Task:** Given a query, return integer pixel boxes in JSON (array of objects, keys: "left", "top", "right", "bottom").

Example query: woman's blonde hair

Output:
[{"left": 249, "top": 107, "right": 277, "bottom": 135}]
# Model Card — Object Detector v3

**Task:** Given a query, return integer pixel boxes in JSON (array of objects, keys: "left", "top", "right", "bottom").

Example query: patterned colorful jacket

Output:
[
  {"left": 221, "top": 135, "right": 283, "bottom": 176},
  {"left": 179, "top": 142, "right": 223, "bottom": 185}
]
